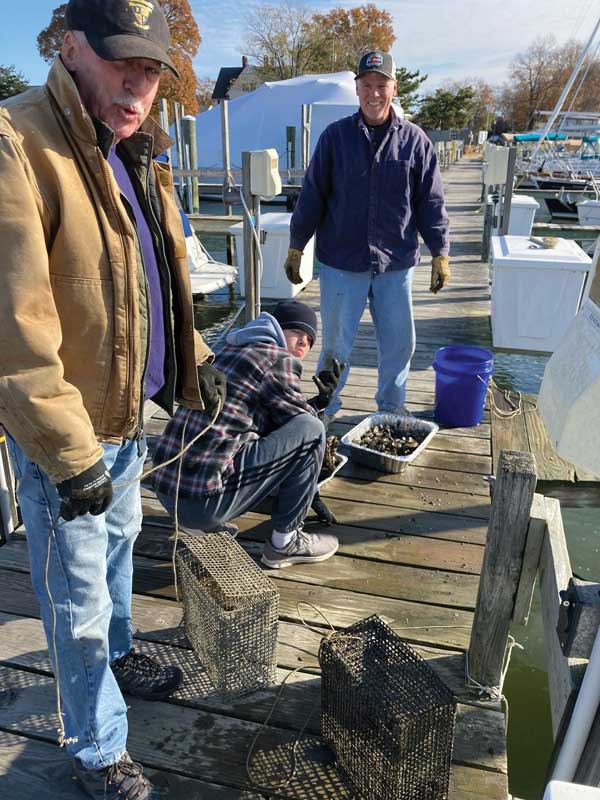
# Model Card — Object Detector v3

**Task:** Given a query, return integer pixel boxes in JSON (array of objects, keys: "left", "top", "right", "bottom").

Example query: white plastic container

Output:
[
  {"left": 229, "top": 213, "right": 314, "bottom": 299},
  {"left": 538, "top": 297, "right": 600, "bottom": 475},
  {"left": 491, "top": 235, "right": 592, "bottom": 352},
  {"left": 544, "top": 781, "right": 600, "bottom": 799},
  {"left": 507, "top": 195, "right": 539, "bottom": 236}
]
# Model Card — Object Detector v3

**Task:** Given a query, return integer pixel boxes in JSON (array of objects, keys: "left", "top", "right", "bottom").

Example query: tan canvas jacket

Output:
[{"left": 0, "top": 58, "right": 212, "bottom": 484}]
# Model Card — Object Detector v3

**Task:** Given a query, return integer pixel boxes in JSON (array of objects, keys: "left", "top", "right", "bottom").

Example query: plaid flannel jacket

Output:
[{"left": 151, "top": 341, "right": 316, "bottom": 497}]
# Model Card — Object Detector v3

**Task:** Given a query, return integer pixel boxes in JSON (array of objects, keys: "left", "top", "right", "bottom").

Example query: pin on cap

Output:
[{"left": 65, "top": 0, "right": 179, "bottom": 77}]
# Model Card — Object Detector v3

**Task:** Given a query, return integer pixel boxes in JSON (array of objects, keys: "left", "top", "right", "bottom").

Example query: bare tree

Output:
[
  {"left": 242, "top": 4, "right": 325, "bottom": 81},
  {"left": 497, "top": 36, "right": 600, "bottom": 130}
]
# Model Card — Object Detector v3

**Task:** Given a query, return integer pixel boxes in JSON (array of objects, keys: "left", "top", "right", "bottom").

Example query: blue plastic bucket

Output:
[{"left": 433, "top": 345, "right": 493, "bottom": 427}]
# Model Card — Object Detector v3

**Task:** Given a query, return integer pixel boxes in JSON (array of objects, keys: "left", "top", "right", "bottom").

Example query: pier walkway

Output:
[{"left": 0, "top": 157, "right": 508, "bottom": 799}]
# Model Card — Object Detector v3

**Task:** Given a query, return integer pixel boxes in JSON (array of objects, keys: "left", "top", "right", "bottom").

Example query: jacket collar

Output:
[
  {"left": 45, "top": 57, "right": 174, "bottom": 160},
  {"left": 355, "top": 107, "right": 402, "bottom": 132}
]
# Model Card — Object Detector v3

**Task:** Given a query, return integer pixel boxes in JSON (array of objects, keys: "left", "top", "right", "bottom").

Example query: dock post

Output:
[
  {"left": 241, "top": 151, "right": 258, "bottom": 322},
  {"left": 468, "top": 450, "right": 537, "bottom": 693},
  {"left": 173, "top": 102, "right": 185, "bottom": 199},
  {"left": 182, "top": 115, "right": 200, "bottom": 214},
  {"left": 220, "top": 99, "right": 235, "bottom": 267}
]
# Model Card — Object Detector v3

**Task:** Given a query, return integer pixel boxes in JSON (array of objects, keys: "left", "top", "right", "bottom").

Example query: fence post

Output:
[{"left": 468, "top": 450, "right": 537, "bottom": 691}]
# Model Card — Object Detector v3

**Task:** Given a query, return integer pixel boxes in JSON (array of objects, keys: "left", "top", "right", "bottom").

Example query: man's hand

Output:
[
  {"left": 197, "top": 362, "right": 227, "bottom": 417},
  {"left": 430, "top": 255, "right": 451, "bottom": 293},
  {"left": 308, "top": 358, "right": 346, "bottom": 411},
  {"left": 284, "top": 248, "right": 303, "bottom": 284},
  {"left": 57, "top": 459, "right": 113, "bottom": 521}
]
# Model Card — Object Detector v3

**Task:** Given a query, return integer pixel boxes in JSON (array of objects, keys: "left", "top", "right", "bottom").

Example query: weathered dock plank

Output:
[{"left": 0, "top": 157, "right": 508, "bottom": 798}]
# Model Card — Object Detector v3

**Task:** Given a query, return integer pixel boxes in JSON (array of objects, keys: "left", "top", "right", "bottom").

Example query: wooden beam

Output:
[
  {"left": 468, "top": 450, "right": 537, "bottom": 691},
  {"left": 538, "top": 497, "right": 586, "bottom": 737},
  {"left": 512, "top": 493, "right": 547, "bottom": 626}
]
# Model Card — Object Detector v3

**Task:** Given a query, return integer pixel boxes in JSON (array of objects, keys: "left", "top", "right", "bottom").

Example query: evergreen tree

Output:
[{"left": 0, "top": 65, "right": 29, "bottom": 100}]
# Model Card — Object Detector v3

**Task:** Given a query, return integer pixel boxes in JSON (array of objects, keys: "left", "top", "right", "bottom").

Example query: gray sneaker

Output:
[{"left": 261, "top": 529, "right": 339, "bottom": 569}]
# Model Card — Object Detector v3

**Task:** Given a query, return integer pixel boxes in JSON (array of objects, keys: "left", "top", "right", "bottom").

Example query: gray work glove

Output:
[
  {"left": 197, "top": 362, "right": 227, "bottom": 417},
  {"left": 57, "top": 459, "right": 113, "bottom": 521}
]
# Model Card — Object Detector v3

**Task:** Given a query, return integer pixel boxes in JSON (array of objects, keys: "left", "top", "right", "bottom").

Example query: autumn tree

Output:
[
  {"left": 395, "top": 67, "right": 427, "bottom": 115},
  {"left": 36, "top": 0, "right": 201, "bottom": 116},
  {"left": 311, "top": 4, "right": 395, "bottom": 73},
  {"left": 242, "top": 3, "right": 395, "bottom": 80},
  {"left": 415, "top": 86, "right": 476, "bottom": 130},
  {"left": 0, "top": 65, "right": 29, "bottom": 100}
]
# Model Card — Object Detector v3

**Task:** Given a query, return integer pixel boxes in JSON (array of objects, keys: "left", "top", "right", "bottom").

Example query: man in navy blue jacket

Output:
[{"left": 284, "top": 50, "right": 450, "bottom": 424}]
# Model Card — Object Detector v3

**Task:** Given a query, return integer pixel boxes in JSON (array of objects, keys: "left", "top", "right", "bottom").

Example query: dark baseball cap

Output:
[
  {"left": 65, "top": 0, "right": 179, "bottom": 77},
  {"left": 356, "top": 50, "right": 396, "bottom": 81}
]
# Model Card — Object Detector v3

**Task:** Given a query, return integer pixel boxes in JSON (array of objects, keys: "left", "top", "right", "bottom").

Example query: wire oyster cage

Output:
[
  {"left": 319, "top": 615, "right": 456, "bottom": 800},
  {"left": 176, "top": 532, "right": 279, "bottom": 697}
]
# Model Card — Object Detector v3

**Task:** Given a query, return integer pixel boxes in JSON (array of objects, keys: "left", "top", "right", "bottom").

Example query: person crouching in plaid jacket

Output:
[{"left": 152, "top": 300, "right": 341, "bottom": 568}]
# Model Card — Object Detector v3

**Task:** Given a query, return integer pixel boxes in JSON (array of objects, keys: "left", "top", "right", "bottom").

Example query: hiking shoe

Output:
[
  {"left": 73, "top": 752, "right": 158, "bottom": 799},
  {"left": 111, "top": 648, "right": 183, "bottom": 701},
  {"left": 261, "top": 529, "right": 339, "bottom": 569}
]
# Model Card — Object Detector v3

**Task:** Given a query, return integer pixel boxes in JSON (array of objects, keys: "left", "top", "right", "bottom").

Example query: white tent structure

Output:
[{"left": 195, "top": 71, "right": 362, "bottom": 169}]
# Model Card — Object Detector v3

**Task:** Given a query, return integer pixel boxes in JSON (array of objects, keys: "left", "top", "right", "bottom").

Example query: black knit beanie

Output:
[{"left": 272, "top": 300, "right": 318, "bottom": 347}]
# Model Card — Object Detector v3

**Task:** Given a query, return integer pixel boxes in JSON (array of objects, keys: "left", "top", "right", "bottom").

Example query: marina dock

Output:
[{"left": 0, "top": 157, "right": 511, "bottom": 798}]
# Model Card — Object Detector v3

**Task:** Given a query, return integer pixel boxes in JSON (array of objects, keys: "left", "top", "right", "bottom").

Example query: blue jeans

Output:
[
  {"left": 157, "top": 413, "right": 325, "bottom": 534},
  {"left": 317, "top": 264, "right": 416, "bottom": 416},
  {"left": 6, "top": 434, "right": 146, "bottom": 770}
]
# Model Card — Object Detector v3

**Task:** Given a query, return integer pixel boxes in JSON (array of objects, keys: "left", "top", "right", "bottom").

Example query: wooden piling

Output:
[
  {"left": 241, "top": 152, "right": 259, "bottom": 322},
  {"left": 468, "top": 450, "right": 537, "bottom": 692}
]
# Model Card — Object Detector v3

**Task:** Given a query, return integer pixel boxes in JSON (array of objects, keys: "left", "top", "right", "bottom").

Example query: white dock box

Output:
[
  {"left": 544, "top": 781, "right": 600, "bottom": 799},
  {"left": 229, "top": 213, "right": 314, "bottom": 299},
  {"left": 507, "top": 195, "right": 539, "bottom": 236},
  {"left": 491, "top": 235, "right": 592, "bottom": 353}
]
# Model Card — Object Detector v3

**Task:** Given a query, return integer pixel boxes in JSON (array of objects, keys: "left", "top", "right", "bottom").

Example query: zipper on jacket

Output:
[
  {"left": 144, "top": 165, "right": 178, "bottom": 409},
  {"left": 99, "top": 153, "right": 137, "bottom": 434}
]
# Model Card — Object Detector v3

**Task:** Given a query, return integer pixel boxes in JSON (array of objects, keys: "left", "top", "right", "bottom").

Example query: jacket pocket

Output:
[{"left": 49, "top": 274, "right": 115, "bottom": 414}]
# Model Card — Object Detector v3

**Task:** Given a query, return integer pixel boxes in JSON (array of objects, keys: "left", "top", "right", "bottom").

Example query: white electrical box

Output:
[
  {"left": 249, "top": 149, "right": 282, "bottom": 198},
  {"left": 490, "top": 235, "right": 592, "bottom": 352},
  {"left": 544, "top": 781, "right": 600, "bottom": 799},
  {"left": 229, "top": 213, "right": 314, "bottom": 299}
]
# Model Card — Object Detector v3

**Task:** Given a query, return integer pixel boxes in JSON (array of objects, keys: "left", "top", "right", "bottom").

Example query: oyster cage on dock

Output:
[
  {"left": 319, "top": 615, "right": 456, "bottom": 800},
  {"left": 176, "top": 533, "right": 279, "bottom": 697},
  {"left": 340, "top": 412, "right": 438, "bottom": 474}
]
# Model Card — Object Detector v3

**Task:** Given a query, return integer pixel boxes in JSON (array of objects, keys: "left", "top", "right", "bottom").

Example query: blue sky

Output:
[{"left": 3, "top": 0, "right": 599, "bottom": 91}]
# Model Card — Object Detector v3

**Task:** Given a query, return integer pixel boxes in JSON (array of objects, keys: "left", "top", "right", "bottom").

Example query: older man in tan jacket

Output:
[{"left": 0, "top": 1, "right": 222, "bottom": 797}]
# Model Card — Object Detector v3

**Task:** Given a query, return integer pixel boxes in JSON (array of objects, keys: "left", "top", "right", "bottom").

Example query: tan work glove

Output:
[
  {"left": 284, "top": 248, "right": 303, "bottom": 284},
  {"left": 430, "top": 255, "right": 451, "bottom": 293}
]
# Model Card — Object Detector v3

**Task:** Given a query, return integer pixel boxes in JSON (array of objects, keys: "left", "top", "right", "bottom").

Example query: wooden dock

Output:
[{"left": 0, "top": 157, "right": 510, "bottom": 799}]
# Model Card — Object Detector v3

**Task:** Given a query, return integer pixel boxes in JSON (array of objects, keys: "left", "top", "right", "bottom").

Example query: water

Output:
[
  {"left": 487, "top": 356, "right": 599, "bottom": 799},
  {"left": 194, "top": 202, "right": 599, "bottom": 800}
]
